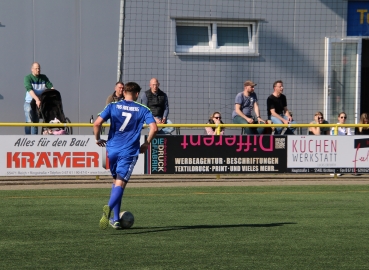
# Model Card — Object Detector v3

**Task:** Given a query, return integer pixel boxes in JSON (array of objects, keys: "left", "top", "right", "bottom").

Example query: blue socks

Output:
[{"left": 108, "top": 186, "right": 124, "bottom": 221}]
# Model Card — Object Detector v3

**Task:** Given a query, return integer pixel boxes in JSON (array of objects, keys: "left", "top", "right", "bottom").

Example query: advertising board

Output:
[
  {"left": 145, "top": 135, "right": 288, "bottom": 174},
  {"left": 287, "top": 136, "right": 369, "bottom": 174},
  {"left": 1, "top": 135, "right": 145, "bottom": 176}
]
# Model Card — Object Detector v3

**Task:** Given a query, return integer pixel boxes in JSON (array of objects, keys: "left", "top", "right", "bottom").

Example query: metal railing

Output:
[{"left": 1, "top": 122, "right": 369, "bottom": 135}]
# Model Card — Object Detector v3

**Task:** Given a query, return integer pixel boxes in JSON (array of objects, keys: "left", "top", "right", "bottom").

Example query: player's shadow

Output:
[{"left": 122, "top": 222, "right": 297, "bottom": 235}]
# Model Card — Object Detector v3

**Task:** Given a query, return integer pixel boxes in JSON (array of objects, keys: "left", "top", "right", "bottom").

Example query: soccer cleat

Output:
[
  {"left": 109, "top": 218, "right": 122, "bottom": 230},
  {"left": 99, "top": 205, "right": 111, "bottom": 230}
]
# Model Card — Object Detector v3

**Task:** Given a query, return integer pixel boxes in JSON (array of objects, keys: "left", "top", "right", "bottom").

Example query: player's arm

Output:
[
  {"left": 93, "top": 116, "right": 106, "bottom": 146},
  {"left": 140, "top": 122, "right": 158, "bottom": 153}
]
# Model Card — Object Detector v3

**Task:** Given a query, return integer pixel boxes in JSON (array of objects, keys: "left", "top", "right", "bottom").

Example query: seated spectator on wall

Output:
[
  {"left": 355, "top": 112, "right": 369, "bottom": 135},
  {"left": 267, "top": 80, "right": 296, "bottom": 135},
  {"left": 205, "top": 112, "right": 224, "bottom": 135},
  {"left": 308, "top": 111, "right": 330, "bottom": 135},
  {"left": 331, "top": 112, "right": 351, "bottom": 135},
  {"left": 232, "top": 80, "right": 265, "bottom": 135}
]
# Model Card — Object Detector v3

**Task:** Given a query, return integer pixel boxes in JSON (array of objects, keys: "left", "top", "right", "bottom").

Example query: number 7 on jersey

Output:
[{"left": 119, "top": 112, "right": 132, "bottom": 131}]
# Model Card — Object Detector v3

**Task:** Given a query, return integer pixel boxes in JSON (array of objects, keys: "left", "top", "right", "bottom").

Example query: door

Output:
[{"left": 324, "top": 37, "right": 361, "bottom": 124}]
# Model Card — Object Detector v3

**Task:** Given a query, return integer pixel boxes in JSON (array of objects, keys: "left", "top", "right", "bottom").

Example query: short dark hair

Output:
[
  {"left": 115, "top": 81, "right": 124, "bottom": 86},
  {"left": 273, "top": 80, "right": 283, "bottom": 88},
  {"left": 124, "top": 82, "right": 141, "bottom": 93}
]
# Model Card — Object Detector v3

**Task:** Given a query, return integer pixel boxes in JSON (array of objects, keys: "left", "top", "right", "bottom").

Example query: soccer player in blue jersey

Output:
[{"left": 93, "top": 82, "right": 158, "bottom": 230}]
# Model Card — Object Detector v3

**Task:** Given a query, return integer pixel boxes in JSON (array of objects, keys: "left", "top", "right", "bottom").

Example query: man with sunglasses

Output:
[{"left": 232, "top": 80, "right": 265, "bottom": 135}]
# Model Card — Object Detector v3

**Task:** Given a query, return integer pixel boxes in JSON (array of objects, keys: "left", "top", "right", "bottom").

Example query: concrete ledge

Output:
[
  {"left": 1, "top": 173, "right": 369, "bottom": 181},
  {"left": 1, "top": 174, "right": 369, "bottom": 189}
]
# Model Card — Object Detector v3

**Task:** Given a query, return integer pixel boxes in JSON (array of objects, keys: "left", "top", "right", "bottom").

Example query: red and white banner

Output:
[{"left": 1, "top": 135, "right": 145, "bottom": 176}]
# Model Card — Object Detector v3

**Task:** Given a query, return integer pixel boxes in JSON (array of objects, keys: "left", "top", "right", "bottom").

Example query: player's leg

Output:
[
  {"left": 99, "top": 154, "right": 118, "bottom": 229},
  {"left": 109, "top": 180, "right": 126, "bottom": 229},
  {"left": 108, "top": 156, "right": 137, "bottom": 229}
]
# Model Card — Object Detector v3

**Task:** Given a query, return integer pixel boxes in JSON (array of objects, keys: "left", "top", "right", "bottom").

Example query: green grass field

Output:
[{"left": 1, "top": 185, "right": 368, "bottom": 269}]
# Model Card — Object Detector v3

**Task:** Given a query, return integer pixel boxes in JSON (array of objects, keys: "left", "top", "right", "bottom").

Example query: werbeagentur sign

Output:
[{"left": 145, "top": 135, "right": 288, "bottom": 174}]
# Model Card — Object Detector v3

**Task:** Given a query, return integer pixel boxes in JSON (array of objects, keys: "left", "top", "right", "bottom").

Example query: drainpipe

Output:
[{"left": 117, "top": 0, "right": 125, "bottom": 81}]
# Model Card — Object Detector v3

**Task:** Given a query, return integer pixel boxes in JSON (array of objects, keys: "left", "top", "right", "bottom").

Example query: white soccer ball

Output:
[{"left": 119, "top": 211, "right": 134, "bottom": 229}]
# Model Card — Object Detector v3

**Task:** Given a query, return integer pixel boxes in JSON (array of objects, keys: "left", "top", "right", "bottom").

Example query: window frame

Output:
[{"left": 172, "top": 18, "right": 260, "bottom": 56}]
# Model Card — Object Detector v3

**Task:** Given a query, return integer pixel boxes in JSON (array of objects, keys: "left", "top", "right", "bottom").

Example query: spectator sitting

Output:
[
  {"left": 331, "top": 112, "right": 351, "bottom": 135},
  {"left": 106, "top": 82, "right": 124, "bottom": 105},
  {"left": 329, "top": 112, "right": 350, "bottom": 177},
  {"left": 205, "top": 112, "right": 225, "bottom": 135},
  {"left": 232, "top": 80, "right": 265, "bottom": 135},
  {"left": 308, "top": 111, "right": 330, "bottom": 135},
  {"left": 267, "top": 80, "right": 296, "bottom": 134},
  {"left": 140, "top": 78, "right": 174, "bottom": 135},
  {"left": 355, "top": 112, "right": 369, "bottom": 135}
]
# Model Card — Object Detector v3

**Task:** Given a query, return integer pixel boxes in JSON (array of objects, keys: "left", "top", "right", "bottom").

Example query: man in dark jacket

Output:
[{"left": 140, "top": 78, "right": 174, "bottom": 134}]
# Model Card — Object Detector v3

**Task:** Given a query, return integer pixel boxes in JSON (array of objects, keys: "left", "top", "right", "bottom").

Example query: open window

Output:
[{"left": 172, "top": 18, "right": 260, "bottom": 56}]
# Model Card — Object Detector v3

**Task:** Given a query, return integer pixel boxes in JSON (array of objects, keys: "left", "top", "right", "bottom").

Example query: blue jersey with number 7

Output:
[{"left": 99, "top": 100, "right": 155, "bottom": 157}]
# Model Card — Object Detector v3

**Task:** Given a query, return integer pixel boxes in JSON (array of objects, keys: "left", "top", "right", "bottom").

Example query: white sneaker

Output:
[{"left": 330, "top": 173, "right": 342, "bottom": 177}]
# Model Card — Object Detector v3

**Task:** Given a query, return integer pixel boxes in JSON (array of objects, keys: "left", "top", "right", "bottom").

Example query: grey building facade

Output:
[{"left": 0, "top": 0, "right": 366, "bottom": 134}]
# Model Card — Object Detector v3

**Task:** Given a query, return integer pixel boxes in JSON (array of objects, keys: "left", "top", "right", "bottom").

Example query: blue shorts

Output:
[{"left": 108, "top": 155, "right": 138, "bottom": 182}]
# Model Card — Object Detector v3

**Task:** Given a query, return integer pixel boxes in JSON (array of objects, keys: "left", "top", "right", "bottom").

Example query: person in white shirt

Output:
[
  {"left": 330, "top": 112, "right": 351, "bottom": 177},
  {"left": 331, "top": 112, "right": 351, "bottom": 135}
]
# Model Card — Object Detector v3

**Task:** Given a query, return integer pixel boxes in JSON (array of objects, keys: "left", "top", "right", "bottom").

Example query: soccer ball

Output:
[{"left": 119, "top": 211, "right": 134, "bottom": 229}]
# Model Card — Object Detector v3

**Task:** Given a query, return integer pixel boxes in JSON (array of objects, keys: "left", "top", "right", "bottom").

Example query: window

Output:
[
  {"left": 217, "top": 27, "right": 250, "bottom": 46},
  {"left": 173, "top": 19, "right": 259, "bottom": 56},
  {"left": 176, "top": 26, "right": 209, "bottom": 46}
]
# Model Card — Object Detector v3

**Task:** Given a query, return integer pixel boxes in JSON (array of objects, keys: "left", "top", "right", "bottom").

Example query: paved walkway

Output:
[{"left": 1, "top": 174, "right": 369, "bottom": 190}]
